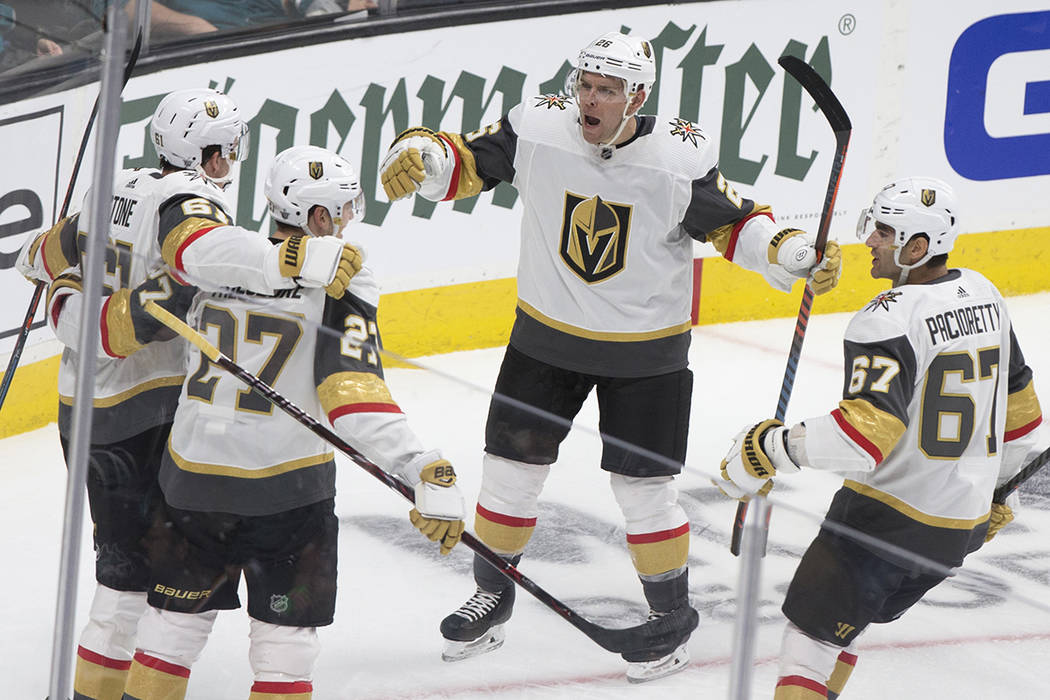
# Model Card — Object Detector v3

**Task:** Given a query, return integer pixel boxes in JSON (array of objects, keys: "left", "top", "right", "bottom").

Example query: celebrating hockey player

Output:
[
  {"left": 715, "top": 177, "right": 1043, "bottom": 698},
  {"left": 120, "top": 146, "right": 465, "bottom": 700},
  {"left": 15, "top": 87, "right": 249, "bottom": 700},
  {"left": 379, "top": 30, "right": 842, "bottom": 681},
  {"left": 16, "top": 88, "right": 363, "bottom": 700}
]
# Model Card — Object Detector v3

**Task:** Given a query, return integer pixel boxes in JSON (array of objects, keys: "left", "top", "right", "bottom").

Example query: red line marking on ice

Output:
[
  {"left": 362, "top": 631, "right": 1050, "bottom": 699},
  {"left": 695, "top": 325, "right": 841, "bottom": 371}
]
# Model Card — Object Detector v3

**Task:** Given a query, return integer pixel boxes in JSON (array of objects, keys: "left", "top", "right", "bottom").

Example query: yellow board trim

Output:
[
  {"left": 168, "top": 443, "right": 334, "bottom": 479},
  {"left": 843, "top": 479, "right": 991, "bottom": 529},
  {"left": 6, "top": 227, "right": 1049, "bottom": 437}
]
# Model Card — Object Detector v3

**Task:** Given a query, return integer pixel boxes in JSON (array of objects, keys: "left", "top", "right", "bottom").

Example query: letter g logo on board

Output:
[{"left": 945, "top": 11, "right": 1050, "bottom": 180}]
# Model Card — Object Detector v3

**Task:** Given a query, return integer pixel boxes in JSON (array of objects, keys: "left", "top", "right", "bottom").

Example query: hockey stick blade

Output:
[
  {"left": 0, "top": 29, "right": 143, "bottom": 413},
  {"left": 142, "top": 301, "right": 691, "bottom": 656},
  {"left": 731, "top": 55, "right": 852, "bottom": 556},
  {"left": 994, "top": 445, "right": 1050, "bottom": 504}
]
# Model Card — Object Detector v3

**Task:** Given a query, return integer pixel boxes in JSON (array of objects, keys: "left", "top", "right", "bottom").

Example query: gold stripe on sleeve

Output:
[
  {"left": 317, "top": 371, "right": 396, "bottom": 416},
  {"left": 160, "top": 216, "right": 223, "bottom": 270},
  {"left": 438, "top": 132, "right": 486, "bottom": 200},
  {"left": 836, "top": 398, "right": 907, "bottom": 461},
  {"left": 1006, "top": 379, "right": 1042, "bottom": 434}
]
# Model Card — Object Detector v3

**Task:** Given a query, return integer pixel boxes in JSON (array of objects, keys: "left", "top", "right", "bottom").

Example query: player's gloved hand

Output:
[
  {"left": 380, "top": 127, "right": 450, "bottom": 201},
  {"left": 984, "top": 492, "right": 1019, "bottom": 542},
  {"left": 276, "top": 235, "right": 363, "bottom": 298},
  {"left": 714, "top": 418, "right": 801, "bottom": 500},
  {"left": 769, "top": 229, "right": 842, "bottom": 295},
  {"left": 410, "top": 459, "right": 466, "bottom": 555}
]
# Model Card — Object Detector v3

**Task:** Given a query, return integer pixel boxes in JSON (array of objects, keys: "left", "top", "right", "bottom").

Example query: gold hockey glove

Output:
[
  {"left": 810, "top": 239, "right": 842, "bottom": 295},
  {"left": 410, "top": 459, "right": 466, "bottom": 555},
  {"left": 379, "top": 127, "right": 450, "bottom": 201},
  {"left": 984, "top": 501, "right": 1015, "bottom": 542}
]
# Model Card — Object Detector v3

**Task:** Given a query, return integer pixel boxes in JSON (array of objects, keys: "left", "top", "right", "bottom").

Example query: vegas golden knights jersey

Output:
[
  {"left": 30, "top": 169, "right": 233, "bottom": 443},
  {"left": 428, "top": 96, "right": 787, "bottom": 378},
  {"left": 801, "top": 268, "right": 1042, "bottom": 566},
  {"left": 160, "top": 265, "right": 438, "bottom": 516}
]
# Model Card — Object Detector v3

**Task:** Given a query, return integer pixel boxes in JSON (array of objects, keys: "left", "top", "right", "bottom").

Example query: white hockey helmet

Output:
[
  {"left": 856, "top": 176, "right": 959, "bottom": 269},
  {"left": 265, "top": 145, "right": 365, "bottom": 233},
  {"left": 571, "top": 31, "right": 657, "bottom": 98},
  {"left": 149, "top": 88, "right": 249, "bottom": 170}
]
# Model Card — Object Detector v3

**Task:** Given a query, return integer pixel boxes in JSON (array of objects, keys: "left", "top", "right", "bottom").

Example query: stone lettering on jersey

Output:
[
  {"left": 110, "top": 195, "right": 137, "bottom": 228},
  {"left": 924, "top": 302, "right": 1000, "bottom": 345}
]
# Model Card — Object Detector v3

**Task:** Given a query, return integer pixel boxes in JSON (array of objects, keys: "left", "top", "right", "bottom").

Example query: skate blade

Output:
[
  {"left": 441, "top": 624, "right": 506, "bottom": 662},
  {"left": 625, "top": 644, "right": 689, "bottom": 683}
]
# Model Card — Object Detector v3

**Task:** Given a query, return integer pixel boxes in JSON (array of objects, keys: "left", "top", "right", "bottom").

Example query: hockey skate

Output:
[
  {"left": 440, "top": 585, "right": 515, "bottom": 662},
  {"left": 622, "top": 607, "right": 698, "bottom": 683}
]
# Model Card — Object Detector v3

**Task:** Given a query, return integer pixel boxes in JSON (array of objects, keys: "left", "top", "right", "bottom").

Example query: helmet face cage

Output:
[
  {"left": 855, "top": 177, "right": 959, "bottom": 268},
  {"left": 569, "top": 32, "right": 656, "bottom": 102},
  {"left": 150, "top": 88, "right": 249, "bottom": 170},
  {"left": 265, "top": 146, "right": 364, "bottom": 232}
]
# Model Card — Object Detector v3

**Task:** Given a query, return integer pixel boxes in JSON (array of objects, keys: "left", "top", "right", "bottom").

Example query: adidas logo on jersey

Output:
[{"left": 957, "top": 286, "right": 969, "bottom": 298}]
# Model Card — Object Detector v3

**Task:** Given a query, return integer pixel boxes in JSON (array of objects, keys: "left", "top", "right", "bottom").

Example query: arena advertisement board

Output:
[{"left": 1, "top": 0, "right": 1048, "bottom": 363}]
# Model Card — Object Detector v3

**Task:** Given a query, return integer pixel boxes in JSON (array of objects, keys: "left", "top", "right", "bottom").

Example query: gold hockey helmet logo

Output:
[
  {"left": 309, "top": 161, "right": 324, "bottom": 179},
  {"left": 921, "top": 188, "right": 936, "bottom": 207},
  {"left": 560, "top": 192, "right": 632, "bottom": 284},
  {"left": 203, "top": 100, "right": 219, "bottom": 118}
]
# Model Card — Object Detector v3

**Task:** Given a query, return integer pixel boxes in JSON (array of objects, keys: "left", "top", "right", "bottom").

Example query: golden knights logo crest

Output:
[
  {"left": 309, "top": 161, "right": 324, "bottom": 179},
  {"left": 535, "top": 94, "right": 570, "bottom": 110},
  {"left": 204, "top": 100, "right": 219, "bottom": 118},
  {"left": 560, "top": 192, "right": 632, "bottom": 283},
  {"left": 669, "top": 118, "right": 704, "bottom": 147},
  {"left": 921, "top": 188, "right": 936, "bottom": 206}
]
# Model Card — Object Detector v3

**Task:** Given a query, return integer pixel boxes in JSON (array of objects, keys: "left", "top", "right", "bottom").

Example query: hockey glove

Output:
[
  {"left": 985, "top": 492, "right": 1019, "bottom": 542},
  {"left": 715, "top": 418, "right": 801, "bottom": 500},
  {"left": 276, "top": 235, "right": 363, "bottom": 298},
  {"left": 768, "top": 229, "right": 842, "bottom": 295},
  {"left": 410, "top": 459, "right": 466, "bottom": 555},
  {"left": 380, "top": 127, "right": 451, "bottom": 202}
]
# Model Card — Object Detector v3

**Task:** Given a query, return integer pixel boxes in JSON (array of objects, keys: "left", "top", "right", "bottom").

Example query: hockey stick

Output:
[
  {"left": 142, "top": 300, "right": 696, "bottom": 656},
  {"left": 0, "top": 29, "right": 142, "bottom": 413},
  {"left": 993, "top": 445, "right": 1050, "bottom": 504},
  {"left": 730, "top": 55, "right": 851, "bottom": 556}
]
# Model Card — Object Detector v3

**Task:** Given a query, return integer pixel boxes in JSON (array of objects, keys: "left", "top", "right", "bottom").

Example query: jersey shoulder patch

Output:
[
  {"left": 532, "top": 94, "right": 572, "bottom": 111},
  {"left": 666, "top": 117, "right": 707, "bottom": 148}
]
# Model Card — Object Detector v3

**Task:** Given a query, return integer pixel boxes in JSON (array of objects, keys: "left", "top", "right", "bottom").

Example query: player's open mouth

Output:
[{"left": 584, "top": 115, "right": 600, "bottom": 126}]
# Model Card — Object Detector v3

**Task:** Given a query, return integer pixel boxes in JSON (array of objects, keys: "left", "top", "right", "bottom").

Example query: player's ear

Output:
[{"left": 627, "top": 88, "right": 646, "bottom": 115}]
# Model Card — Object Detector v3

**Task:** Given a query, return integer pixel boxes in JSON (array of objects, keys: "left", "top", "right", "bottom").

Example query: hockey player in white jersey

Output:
[
  {"left": 15, "top": 88, "right": 359, "bottom": 700},
  {"left": 716, "top": 177, "right": 1043, "bottom": 699},
  {"left": 379, "top": 30, "right": 842, "bottom": 681},
  {"left": 121, "top": 146, "right": 465, "bottom": 700}
]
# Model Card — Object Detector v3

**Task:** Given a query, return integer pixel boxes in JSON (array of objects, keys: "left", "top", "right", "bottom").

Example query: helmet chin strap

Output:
[
  {"left": 596, "top": 103, "right": 634, "bottom": 160},
  {"left": 892, "top": 244, "right": 933, "bottom": 286},
  {"left": 195, "top": 163, "right": 234, "bottom": 191}
]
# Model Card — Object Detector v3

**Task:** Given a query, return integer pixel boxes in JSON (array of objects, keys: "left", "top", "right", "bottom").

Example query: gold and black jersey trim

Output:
[
  {"left": 704, "top": 204, "right": 773, "bottom": 258},
  {"left": 168, "top": 443, "right": 334, "bottom": 479},
  {"left": 58, "top": 375, "right": 185, "bottom": 409},
  {"left": 517, "top": 299, "right": 691, "bottom": 342},
  {"left": 40, "top": 214, "right": 80, "bottom": 276},
  {"left": 843, "top": 480, "right": 990, "bottom": 530}
]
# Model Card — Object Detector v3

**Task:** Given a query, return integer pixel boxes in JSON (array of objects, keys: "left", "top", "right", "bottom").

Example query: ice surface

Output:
[{"left": 4, "top": 293, "right": 1048, "bottom": 699}]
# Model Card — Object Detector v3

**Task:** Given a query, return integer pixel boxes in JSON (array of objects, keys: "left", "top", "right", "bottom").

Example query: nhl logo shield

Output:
[
  {"left": 309, "top": 161, "right": 324, "bottom": 179},
  {"left": 560, "top": 192, "right": 632, "bottom": 283},
  {"left": 204, "top": 100, "right": 219, "bottom": 118},
  {"left": 921, "top": 188, "right": 936, "bottom": 206}
]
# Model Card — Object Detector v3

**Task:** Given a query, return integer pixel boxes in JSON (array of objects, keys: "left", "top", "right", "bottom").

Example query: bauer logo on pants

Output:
[{"left": 560, "top": 192, "right": 632, "bottom": 284}]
